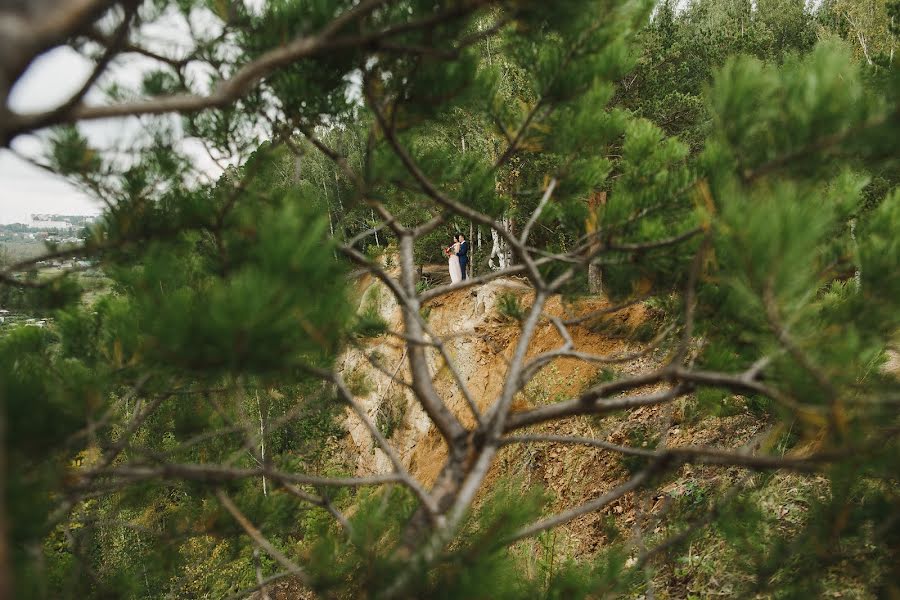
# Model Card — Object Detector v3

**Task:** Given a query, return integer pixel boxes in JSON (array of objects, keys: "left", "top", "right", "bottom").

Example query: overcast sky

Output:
[
  {"left": 0, "top": 6, "right": 220, "bottom": 225},
  {"left": 0, "top": 47, "right": 102, "bottom": 223}
]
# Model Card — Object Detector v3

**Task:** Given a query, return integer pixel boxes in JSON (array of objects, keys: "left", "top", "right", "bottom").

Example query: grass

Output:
[
  {"left": 376, "top": 392, "right": 408, "bottom": 439},
  {"left": 497, "top": 292, "right": 523, "bottom": 322},
  {"left": 346, "top": 368, "right": 373, "bottom": 397},
  {"left": 415, "top": 278, "right": 432, "bottom": 293},
  {"left": 0, "top": 241, "right": 46, "bottom": 263},
  {"left": 585, "top": 367, "right": 619, "bottom": 389}
]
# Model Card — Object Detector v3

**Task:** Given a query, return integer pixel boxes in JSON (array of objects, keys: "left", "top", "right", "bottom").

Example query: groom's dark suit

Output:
[{"left": 457, "top": 240, "right": 469, "bottom": 280}]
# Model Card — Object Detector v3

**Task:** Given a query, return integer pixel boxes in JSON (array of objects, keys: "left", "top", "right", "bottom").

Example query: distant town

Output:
[
  {"left": 0, "top": 213, "right": 98, "bottom": 245},
  {"left": 0, "top": 213, "right": 100, "bottom": 264}
]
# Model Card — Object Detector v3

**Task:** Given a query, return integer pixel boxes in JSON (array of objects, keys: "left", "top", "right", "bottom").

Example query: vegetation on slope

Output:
[{"left": 0, "top": 0, "right": 898, "bottom": 598}]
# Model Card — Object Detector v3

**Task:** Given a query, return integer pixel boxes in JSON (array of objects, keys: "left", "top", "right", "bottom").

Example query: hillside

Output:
[
  {"left": 329, "top": 272, "right": 879, "bottom": 598},
  {"left": 4, "top": 1, "right": 899, "bottom": 597}
]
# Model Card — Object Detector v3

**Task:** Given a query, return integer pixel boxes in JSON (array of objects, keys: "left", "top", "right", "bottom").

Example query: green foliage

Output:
[
  {"left": 48, "top": 125, "right": 102, "bottom": 176},
  {"left": 299, "top": 479, "right": 641, "bottom": 599},
  {"left": 497, "top": 292, "right": 524, "bottom": 322},
  {"left": 2, "top": 0, "right": 899, "bottom": 597},
  {"left": 356, "top": 305, "right": 389, "bottom": 338},
  {"left": 356, "top": 283, "right": 389, "bottom": 338},
  {"left": 376, "top": 392, "right": 408, "bottom": 439},
  {"left": 346, "top": 367, "right": 373, "bottom": 397},
  {"left": 587, "top": 366, "right": 619, "bottom": 388}
]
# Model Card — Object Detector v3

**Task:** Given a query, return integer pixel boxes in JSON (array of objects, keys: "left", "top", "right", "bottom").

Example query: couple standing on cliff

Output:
[{"left": 444, "top": 232, "right": 469, "bottom": 283}]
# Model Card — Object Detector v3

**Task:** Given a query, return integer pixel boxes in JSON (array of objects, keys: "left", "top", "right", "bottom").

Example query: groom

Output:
[{"left": 455, "top": 232, "right": 469, "bottom": 280}]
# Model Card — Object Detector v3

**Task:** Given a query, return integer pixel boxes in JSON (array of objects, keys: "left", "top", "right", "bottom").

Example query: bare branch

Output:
[
  {"left": 364, "top": 79, "right": 545, "bottom": 286},
  {"left": 82, "top": 27, "right": 186, "bottom": 69},
  {"left": 518, "top": 320, "right": 674, "bottom": 390},
  {"left": 501, "top": 434, "right": 823, "bottom": 471},
  {"left": 91, "top": 462, "right": 405, "bottom": 488},
  {"left": 24, "top": 3, "right": 139, "bottom": 133},
  {"left": 762, "top": 286, "right": 835, "bottom": 399},
  {"left": 417, "top": 319, "right": 484, "bottom": 427},
  {"left": 506, "top": 384, "right": 686, "bottom": 431},
  {"left": 741, "top": 110, "right": 897, "bottom": 182},
  {"left": 520, "top": 177, "right": 557, "bottom": 245},
  {"left": 671, "top": 235, "right": 710, "bottom": 366},
  {"left": 503, "top": 460, "right": 664, "bottom": 545},
  {"left": 223, "top": 572, "right": 291, "bottom": 600},
  {"left": 501, "top": 434, "right": 657, "bottom": 457},
  {"left": 216, "top": 490, "right": 311, "bottom": 586},
  {"left": 406, "top": 237, "right": 469, "bottom": 440},
  {"left": 418, "top": 262, "right": 534, "bottom": 301},
  {"left": 562, "top": 294, "right": 654, "bottom": 326},
  {"left": 633, "top": 481, "right": 748, "bottom": 571},
  {"left": 608, "top": 226, "right": 704, "bottom": 253},
  {"left": 1, "top": 0, "right": 120, "bottom": 81},
  {"left": 671, "top": 367, "right": 820, "bottom": 415},
  {"left": 340, "top": 243, "right": 409, "bottom": 303},
  {"left": 7, "top": 0, "right": 499, "bottom": 138}
]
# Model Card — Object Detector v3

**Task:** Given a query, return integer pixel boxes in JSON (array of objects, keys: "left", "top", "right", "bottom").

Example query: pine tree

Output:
[{"left": 0, "top": 1, "right": 898, "bottom": 598}]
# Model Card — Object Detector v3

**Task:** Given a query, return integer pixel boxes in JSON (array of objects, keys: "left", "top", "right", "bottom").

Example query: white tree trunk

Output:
[
  {"left": 323, "top": 180, "right": 337, "bottom": 259},
  {"left": 372, "top": 210, "right": 380, "bottom": 247},
  {"left": 850, "top": 218, "right": 861, "bottom": 290},
  {"left": 488, "top": 219, "right": 511, "bottom": 271},
  {"left": 256, "top": 392, "right": 268, "bottom": 497},
  {"left": 468, "top": 220, "right": 474, "bottom": 277},
  {"left": 857, "top": 30, "right": 873, "bottom": 65}
]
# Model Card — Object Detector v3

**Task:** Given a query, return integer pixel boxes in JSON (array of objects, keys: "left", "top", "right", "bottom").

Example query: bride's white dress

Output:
[{"left": 448, "top": 243, "right": 462, "bottom": 283}]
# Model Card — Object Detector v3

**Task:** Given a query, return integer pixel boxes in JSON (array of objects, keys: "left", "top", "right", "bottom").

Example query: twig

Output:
[
  {"left": 216, "top": 490, "right": 311, "bottom": 586},
  {"left": 520, "top": 177, "right": 557, "bottom": 245}
]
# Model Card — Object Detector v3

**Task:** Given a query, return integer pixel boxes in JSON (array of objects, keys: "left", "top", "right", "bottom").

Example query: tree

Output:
[
  {"left": 825, "top": 0, "right": 895, "bottom": 65},
  {"left": 0, "top": 1, "right": 898, "bottom": 598}
]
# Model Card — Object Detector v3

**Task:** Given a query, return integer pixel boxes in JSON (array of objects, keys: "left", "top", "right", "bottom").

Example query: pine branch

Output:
[
  {"left": 4, "top": 0, "right": 498, "bottom": 140},
  {"left": 502, "top": 460, "right": 666, "bottom": 546},
  {"left": 90, "top": 462, "right": 405, "bottom": 488}
]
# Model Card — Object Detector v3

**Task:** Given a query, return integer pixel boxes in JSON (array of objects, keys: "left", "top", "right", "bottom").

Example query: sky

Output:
[
  {"left": 0, "top": 6, "right": 223, "bottom": 225},
  {"left": 1, "top": 48, "right": 102, "bottom": 223}
]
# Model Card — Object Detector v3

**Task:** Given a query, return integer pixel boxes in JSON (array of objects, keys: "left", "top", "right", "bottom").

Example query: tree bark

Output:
[
  {"left": 256, "top": 391, "right": 268, "bottom": 497},
  {"left": 489, "top": 222, "right": 510, "bottom": 270},
  {"left": 586, "top": 191, "right": 606, "bottom": 294},
  {"left": 468, "top": 220, "right": 474, "bottom": 278}
]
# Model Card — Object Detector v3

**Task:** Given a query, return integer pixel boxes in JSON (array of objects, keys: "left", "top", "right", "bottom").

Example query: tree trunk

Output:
[
  {"left": 373, "top": 210, "right": 381, "bottom": 247},
  {"left": 323, "top": 180, "right": 337, "bottom": 260},
  {"left": 256, "top": 392, "right": 268, "bottom": 497},
  {"left": 469, "top": 220, "right": 474, "bottom": 278},
  {"left": 850, "top": 218, "right": 861, "bottom": 290},
  {"left": 292, "top": 153, "right": 302, "bottom": 185},
  {"left": 460, "top": 134, "right": 473, "bottom": 278},
  {"left": 489, "top": 221, "right": 511, "bottom": 271},
  {"left": 586, "top": 191, "right": 607, "bottom": 295},
  {"left": 333, "top": 170, "right": 348, "bottom": 240}
]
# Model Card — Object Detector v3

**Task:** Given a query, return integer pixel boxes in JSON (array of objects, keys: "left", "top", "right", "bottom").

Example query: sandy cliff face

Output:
[
  {"left": 338, "top": 274, "right": 651, "bottom": 483},
  {"left": 336, "top": 273, "right": 775, "bottom": 558}
]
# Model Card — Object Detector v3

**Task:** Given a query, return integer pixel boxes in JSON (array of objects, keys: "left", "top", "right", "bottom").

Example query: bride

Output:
[{"left": 445, "top": 236, "right": 462, "bottom": 283}]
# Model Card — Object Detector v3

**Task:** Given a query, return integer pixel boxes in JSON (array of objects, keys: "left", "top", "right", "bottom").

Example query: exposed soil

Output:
[{"left": 337, "top": 270, "right": 775, "bottom": 559}]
